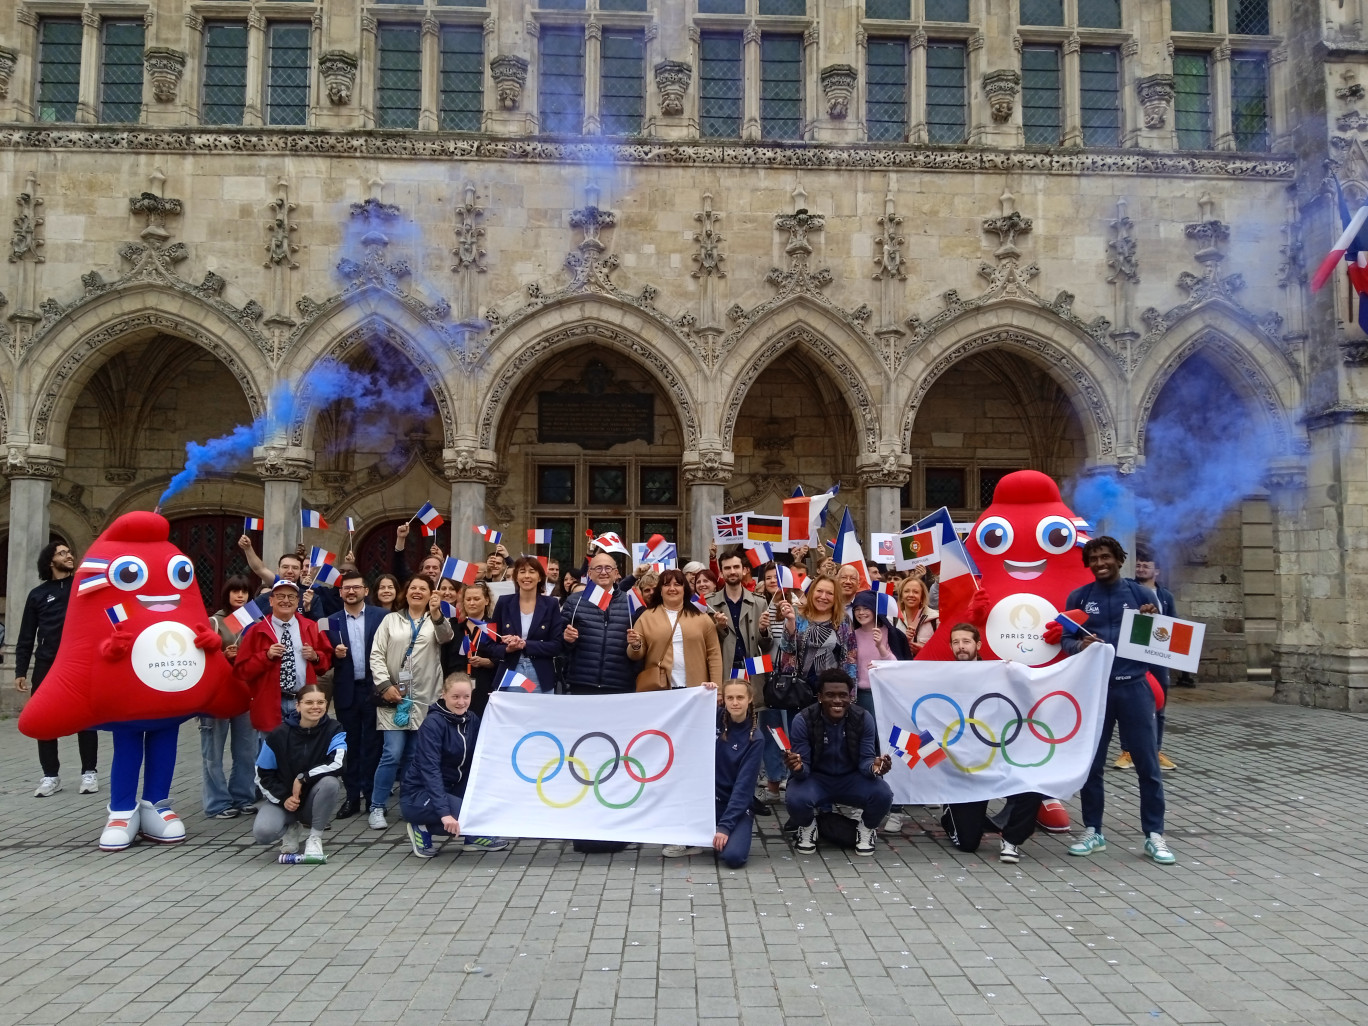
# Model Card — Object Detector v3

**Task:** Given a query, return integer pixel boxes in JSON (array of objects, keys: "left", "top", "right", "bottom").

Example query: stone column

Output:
[
  {"left": 1212, "top": 43, "right": 1234, "bottom": 150},
  {"left": 419, "top": 15, "right": 440, "bottom": 131},
  {"left": 445, "top": 447, "right": 501, "bottom": 562},
  {"left": 254, "top": 447, "right": 314, "bottom": 566},
  {"left": 1061, "top": 34, "right": 1082, "bottom": 147},
  {"left": 244, "top": 10, "right": 266, "bottom": 126},
  {"left": 6, "top": 10, "right": 39, "bottom": 122},
  {"left": 4, "top": 456, "right": 62, "bottom": 629},
  {"left": 1268, "top": 45, "right": 1291, "bottom": 152},
  {"left": 683, "top": 448, "right": 734, "bottom": 564},
  {"left": 77, "top": 10, "right": 100, "bottom": 123},
  {"left": 583, "top": 21, "right": 602, "bottom": 134},
  {"left": 908, "top": 29, "right": 927, "bottom": 144},
  {"left": 858, "top": 455, "right": 909, "bottom": 537},
  {"left": 742, "top": 24, "right": 761, "bottom": 141}
]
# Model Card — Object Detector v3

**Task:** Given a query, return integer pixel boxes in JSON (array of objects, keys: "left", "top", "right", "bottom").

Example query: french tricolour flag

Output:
[
  {"left": 313, "top": 563, "right": 342, "bottom": 587},
  {"left": 244, "top": 517, "right": 263, "bottom": 532},
  {"left": 416, "top": 502, "right": 444, "bottom": 529},
  {"left": 691, "top": 596, "right": 710, "bottom": 614},
  {"left": 473, "top": 524, "right": 502, "bottom": 544},
  {"left": 77, "top": 574, "right": 111, "bottom": 596},
  {"left": 832, "top": 507, "right": 870, "bottom": 590},
  {"left": 1312, "top": 201, "right": 1368, "bottom": 292},
  {"left": 441, "top": 557, "right": 479, "bottom": 585},
  {"left": 745, "top": 543, "right": 773, "bottom": 568},
  {"left": 729, "top": 667, "right": 748, "bottom": 680},
  {"left": 626, "top": 586, "right": 647, "bottom": 619},
  {"left": 528, "top": 528, "right": 553, "bottom": 545},
  {"left": 583, "top": 583, "right": 612, "bottom": 611},
  {"left": 468, "top": 619, "right": 499, "bottom": 642},
  {"left": 1052, "top": 608, "right": 1090, "bottom": 635},
  {"left": 889, "top": 726, "right": 947, "bottom": 770},
  {"left": 301, "top": 509, "right": 328, "bottom": 529},
  {"left": 775, "top": 564, "right": 796, "bottom": 590},
  {"left": 438, "top": 600, "right": 457, "bottom": 618},
  {"left": 105, "top": 603, "right": 130, "bottom": 627},
  {"left": 309, "top": 546, "right": 336, "bottom": 569},
  {"left": 346, "top": 516, "right": 357, "bottom": 533},
  {"left": 743, "top": 654, "right": 773, "bottom": 675},
  {"left": 228, "top": 603, "right": 263, "bottom": 633},
  {"left": 499, "top": 669, "right": 536, "bottom": 692}
]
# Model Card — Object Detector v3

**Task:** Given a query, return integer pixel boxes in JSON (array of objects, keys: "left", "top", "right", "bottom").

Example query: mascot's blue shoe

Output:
[
  {"left": 100, "top": 807, "right": 140, "bottom": 852},
  {"left": 138, "top": 799, "right": 186, "bottom": 845}
]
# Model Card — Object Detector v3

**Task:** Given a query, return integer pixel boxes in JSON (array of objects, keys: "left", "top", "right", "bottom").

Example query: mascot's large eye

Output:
[
  {"left": 975, "top": 517, "right": 1014, "bottom": 555},
  {"left": 109, "top": 556, "right": 148, "bottom": 592},
  {"left": 167, "top": 555, "right": 195, "bottom": 590},
  {"left": 1035, "top": 516, "right": 1077, "bottom": 555}
]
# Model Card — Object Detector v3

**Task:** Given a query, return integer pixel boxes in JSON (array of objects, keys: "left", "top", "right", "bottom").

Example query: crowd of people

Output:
[{"left": 12, "top": 525, "right": 1184, "bottom": 869}]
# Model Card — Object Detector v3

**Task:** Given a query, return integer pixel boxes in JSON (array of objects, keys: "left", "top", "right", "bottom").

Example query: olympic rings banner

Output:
[
  {"left": 869, "top": 643, "right": 1114, "bottom": 804},
  {"left": 459, "top": 687, "right": 717, "bottom": 845}
]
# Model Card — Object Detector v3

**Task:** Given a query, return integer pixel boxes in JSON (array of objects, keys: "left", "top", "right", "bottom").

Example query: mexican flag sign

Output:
[{"left": 1117, "top": 608, "right": 1206, "bottom": 674}]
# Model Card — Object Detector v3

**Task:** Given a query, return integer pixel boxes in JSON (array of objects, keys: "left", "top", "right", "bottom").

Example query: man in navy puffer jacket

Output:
[{"left": 560, "top": 553, "right": 640, "bottom": 694}]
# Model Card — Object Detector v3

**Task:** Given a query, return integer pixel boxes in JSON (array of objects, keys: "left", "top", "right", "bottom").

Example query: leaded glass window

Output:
[
  {"left": 867, "top": 39, "right": 908, "bottom": 143},
  {"left": 925, "top": 0, "right": 970, "bottom": 19},
  {"left": 699, "top": 0, "right": 745, "bottom": 12},
  {"left": 600, "top": 0, "right": 647, "bottom": 9},
  {"left": 759, "top": 0, "right": 806, "bottom": 13},
  {"left": 926, "top": 42, "right": 967, "bottom": 144},
  {"left": 377, "top": 25, "right": 422, "bottom": 129},
  {"left": 1021, "top": 46, "right": 1062, "bottom": 145},
  {"left": 539, "top": 27, "right": 585, "bottom": 134},
  {"left": 1231, "top": 53, "right": 1269, "bottom": 150},
  {"left": 1080, "top": 47, "right": 1121, "bottom": 146},
  {"left": 760, "top": 34, "right": 803, "bottom": 140},
  {"left": 266, "top": 24, "right": 310, "bottom": 126},
  {"left": 601, "top": 29, "right": 645, "bottom": 135},
  {"left": 538, "top": 0, "right": 586, "bottom": 9},
  {"left": 38, "top": 20, "right": 81, "bottom": 123},
  {"left": 1227, "top": 0, "right": 1269, "bottom": 35},
  {"left": 700, "top": 32, "right": 743, "bottom": 138},
  {"left": 1173, "top": 50, "right": 1212, "bottom": 149},
  {"left": 203, "top": 23, "right": 248, "bottom": 125},
  {"left": 440, "top": 25, "right": 483, "bottom": 131},
  {"left": 866, "top": 0, "right": 910, "bottom": 17},
  {"left": 1078, "top": 0, "right": 1122, "bottom": 28},
  {"left": 1020, "top": 0, "right": 1064, "bottom": 26},
  {"left": 1171, "top": 0, "right": 1214, "bottom": 33},
  {"left": 101, "top": 21, "right": 145, "bottom": 124}
]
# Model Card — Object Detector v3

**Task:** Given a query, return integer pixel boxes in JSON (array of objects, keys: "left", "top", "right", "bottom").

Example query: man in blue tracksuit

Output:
[
  {"left": 1049, "top": 536, "right": 1175, "bottom": 866},
  {"left": 784, "top": 669, "right": 894, "bottom": 856}
]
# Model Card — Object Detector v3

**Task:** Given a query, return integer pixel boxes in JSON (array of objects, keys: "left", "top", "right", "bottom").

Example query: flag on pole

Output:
[
  {"left": 743, "top": 654, "right": 773, "bottom": 675},
  {"left": 301, "top": 510, "right": 328, "bottom": 529},
  {"left": 441, "top": 556, "right": 479, "bottom": 584},
  {"left": 888, "top": 726, "right": 947, "bottom": 770},
  {"left": 228, "top": 603, "right": 264, "bottom": 633},
  {"left": 346, "top": 516, "right": 356, "bottom": 534},
  {"left": 583, "top": 583, "right": 613, "bottom": 611},
  {"left": 104, "top": 603, "right": 130, "bottom": 627},
  {"left": 309, "top": 546, "right": 336, "bottom": 570},
  {"left": 473, "top": 524, "right": 502, "bottom": 544},
  {"left": 768, "top": 725, "right": 792, "bottom": 751},
  {"left": 421, "top": 524, "right": 438, "bottom": 537},
  {"left": 690, "top": 596, "right": 710, "bottom": 614},
  {"left": 588, "top": 532, "right": 629, "bottom": 556},
  {"left": 499, "top": 669, "right": 537, "bottom": 692},
  {"left": 243, "top": 517, "right": 263, "bottom": 532},
  {"left": 438, "top": 600, "right": 457, "bottom": 618},
  {"left": 745, "top": 514, "right": 786, "bottom": 547},
  {"left": 775, "top": 564, "right": 796, "bottom": 589},
  {"left": 313, "top": 563, "right": 342, "bottom": 587},
  {"left": 528, "top": 528, "right": 553, "bottom": 545},
  {"left": 782, "top": 491, "right": 836, "bottom": 547},
  {"left": 728, "top": 667, "right": 748, "bottom": 680},
  {"left": 905, "top": 506, "right": 979, "bottom": 613},
  {"left": 1051, "top": 609, "right": 1090, "bottom": 635},
  {"left": 416, "top": 502, "right": 445, "bottom": 530},
  {"left": 626, "top": 586, "right": 647, "bottom": 619},
  {"left": 832, "top": 508, "right": 870, "bottom": 590},
  {"left": 745, "top": 544, "right": 773, "bottom": 568},
  {"left": 1311, "top": 193, "right": 1368, "bottom": 292},
  {"left": 874, "top": 592, "right": 899, "bottom": 620}
]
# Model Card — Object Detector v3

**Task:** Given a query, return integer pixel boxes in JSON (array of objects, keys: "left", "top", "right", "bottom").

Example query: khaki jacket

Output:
[{"left": 631, "top": 605, "right": 724, "bottom": 691}]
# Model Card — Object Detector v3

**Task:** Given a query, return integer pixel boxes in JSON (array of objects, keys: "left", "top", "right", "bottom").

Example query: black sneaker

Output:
[{"left": 209, "top": 808, "right": 241, "bottom": 820}]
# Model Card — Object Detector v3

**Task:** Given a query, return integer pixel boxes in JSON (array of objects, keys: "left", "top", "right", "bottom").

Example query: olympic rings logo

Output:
[
  {"left": 163, "top": 668, "right": 188, "bottom": 681},
  {"left": 908, "top": 690, "right": 1082, "bottom": 773},
  {"left": 511, "top": 729, "right": 675, "bottom": 808}
]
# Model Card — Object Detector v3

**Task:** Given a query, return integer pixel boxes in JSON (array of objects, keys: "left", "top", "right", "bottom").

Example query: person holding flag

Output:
[
  {"left": 323, "top": 570, "right": 388, "bottom": 820},
  {"left": 483, "top": 557, "right": 564, "bottom": 694},
  {"left": 777, "top": 575, "right": 856, "bottom": 694},
  {"left": 889, "top": 575, "right": 938, "bottom": 659},
  {"left": 446, "top": 582, "right": 497, "bottom": 715},
  {"left": 559, "top": 551, "right": 639, "bottom": 698},
  {"left": 200, "top": 576, "right": 260, "bottom": 820},
  {"left": 234, "top": 579, "right": 334, "bottom": 733},
  {"left": 628, "top": 569, "right": 722, "bottom": 692}
]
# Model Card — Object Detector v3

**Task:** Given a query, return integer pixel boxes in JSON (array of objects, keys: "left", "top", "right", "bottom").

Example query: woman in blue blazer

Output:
[{"left": 484, "top": 557, "right": 565, "bottom": 693}]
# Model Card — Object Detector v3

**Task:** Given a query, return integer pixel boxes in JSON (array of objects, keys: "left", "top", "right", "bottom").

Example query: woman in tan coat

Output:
[{"left": 628, "top": 568, "right": 723, "bottom": 691}]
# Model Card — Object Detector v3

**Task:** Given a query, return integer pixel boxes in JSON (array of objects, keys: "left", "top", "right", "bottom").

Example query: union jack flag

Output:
[{"left": 713, "top": 514, "right": 746, "bottom": 542}]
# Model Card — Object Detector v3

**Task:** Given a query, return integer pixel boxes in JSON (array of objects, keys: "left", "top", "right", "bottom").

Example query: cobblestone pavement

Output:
[{"left": 0, "top": 682, "right": 1363, "bottom": 1026}]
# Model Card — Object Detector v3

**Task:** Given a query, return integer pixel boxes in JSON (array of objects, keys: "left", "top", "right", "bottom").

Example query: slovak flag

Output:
[
  {"left": 499, "top": 670, "right": 537, "bottom": 692},
  {"left": 301, "top": 509, "right": 328, "bottom": 529},
  {"left": 441, "top": 556, "right": 479, "bottom": 584},
  {"left": 228, "top": 603, "right": 264, "bottom": 633},
  {"left": 313, "top": 563, "right": 342, "bottom": 587},
  {"left": 243, "top": 517, "right": 263, "bottom": 532},
  {"left": 528, "top": 528, "right": 553, "bottom": 545},
  {"left": 832, "top": 507, "right": 870, "bottom": 590},
  {"left": 473, "top": 524, "right": 502, "bottom": 544},
  {"left": 583, "top": 583, "right": 613, "bottom": 611},
  {"left": 416, "top": 502, "right": 444, "bottom": 529},
  {"left": 105, "top": 603, "right": 130, "bottom": 627},
  {"left": 743, "top": 654, "right": 773, "bottom": 675}
]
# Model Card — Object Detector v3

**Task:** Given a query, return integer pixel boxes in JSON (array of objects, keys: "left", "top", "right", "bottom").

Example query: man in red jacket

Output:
[{"left": 235, "top": 580, "right": 333, "bottom": 732}]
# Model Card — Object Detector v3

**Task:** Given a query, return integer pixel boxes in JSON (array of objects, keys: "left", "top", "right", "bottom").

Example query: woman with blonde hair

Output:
[
  {"left": 777, "top": 574, "right": 856, "bottom": 691},
  {"left": 890, "top": 574, "right": 938, "bottom": 659}
]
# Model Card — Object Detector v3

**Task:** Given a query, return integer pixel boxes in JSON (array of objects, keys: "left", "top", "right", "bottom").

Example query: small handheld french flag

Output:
[
  {"left": 583, "top": 583, "right": 613, "bottom": 611},
  {"left": 421, "top": 524, "right": 438, "bottom": 537},
  {"left": 346, "top": 516, "right": 357, "bottom": 533},
  {"left": 416, "top": 502, "right": 445, "bottom": 529},
  {"left": 301, "top": 509, "right": 328, "bottom": 529},
  {"left": 313, "top": 563, "right": 342, "bottom": 587},
  {"left": 775, "top": 564, "right": 796, "bottom": 590},
  {"left": 528, "top": 528, "right": 553, "bottom": 545},
  {"left": 745, "top": 543, "right": 773, "bottom": 568},
  {"left": 105, "top": 603, "right": 130, "bottom": 627},
  {"left": 626, "top": 586, "right": 646, "bottom": 619},
  {"left": 244, "top": 517, "right": 263, "bottom": 532},
  {"left": 438, "top": 600, "right": 457, "bottom": 618},
  {"left": 888, "top": 726, "right": 946, "bottom": 769},
  {"left": 691, "top": 596, "right": 710, "bottom": 614},
  {"left": 499, "top": 669, "right": 536, "bottom": 692},
  {"left": 875, "top": 592, "right": 899, "bottom": 620},
  {"left": 468, "top": 618, "right": 499, "bottom": 641},
  {"left": 768, "top": 725, "right": 792, "bottom": 751},
  {"left": 228, "top": 604, "right": 263, "bottom": 633},
  {"left": 728, "top": 667, "right": 748, "bottom": 680},
  {"left": 743, "top": 654, "right": 773, "bottom": 675},
  {"left": 309, "top": 546, "right": 336, "bottom": 569},
  {"left": 441, "top": 556, "right": 479, "bottom": 585},
  {"left": 473, "top": 524, "right": 502, "bottom": 544},
  {"left": 1052, "top": 609, "right": 1090, "bottom": 635}
]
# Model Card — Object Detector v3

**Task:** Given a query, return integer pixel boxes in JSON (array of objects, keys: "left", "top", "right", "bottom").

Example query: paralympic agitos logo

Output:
[{"left": 511, "top": 729, "right": 675, "bottom": 808}]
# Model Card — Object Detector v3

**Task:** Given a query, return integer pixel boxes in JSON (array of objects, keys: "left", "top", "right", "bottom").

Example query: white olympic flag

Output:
[
  {"left": 869, "top": 643, "right": 1114, "bottom": 804},
  {"left": 460, "top": 687, "right": 717, "bottom": 845}
]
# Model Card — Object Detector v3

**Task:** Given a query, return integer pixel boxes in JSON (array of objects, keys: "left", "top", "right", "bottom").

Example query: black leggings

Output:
[{"left": 31, "top": 671, "right": 98, "bottom": 777}]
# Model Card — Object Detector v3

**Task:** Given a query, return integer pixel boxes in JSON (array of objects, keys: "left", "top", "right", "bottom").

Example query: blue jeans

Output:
[
  {"left": 199, "top": 712, "right": 258, "bottom": 815},
  {"left": 716, "top": 800, "right": 753, "bottom": 868},
  {"left": 372, "top": 729, "right": 414, "bottom": 811},
  {"left": 1080, "top": 677, "right": 1166, "bottom": 836},
  {"left": 758, "top": 709, "right": 789, "bottom": 785},
  {"left": 785, "top": 772, "right": 894, "bottom": 829}
]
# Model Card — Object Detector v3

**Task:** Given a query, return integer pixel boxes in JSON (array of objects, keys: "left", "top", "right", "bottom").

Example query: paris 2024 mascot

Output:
[
  {"left": 18, "top": 511, "right": 248, "bottom": 851},
  {"left": 917, "top": 469, "right": 1093, "bottom": 833}
]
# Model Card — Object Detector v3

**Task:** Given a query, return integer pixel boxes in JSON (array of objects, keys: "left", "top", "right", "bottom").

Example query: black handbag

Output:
[{"left": 763, "top": 631, "right": 816, "bottom": 711}]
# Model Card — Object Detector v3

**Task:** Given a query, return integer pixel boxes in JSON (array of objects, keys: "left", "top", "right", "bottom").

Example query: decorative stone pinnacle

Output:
[{"left": 982, "top": 209, "right": 1032, "bottom": 260}]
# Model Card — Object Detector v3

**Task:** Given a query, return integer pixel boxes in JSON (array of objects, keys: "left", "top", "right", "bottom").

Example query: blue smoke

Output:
[{"left": 1068, "top": 356, "right": 1289, "bottom": 563}]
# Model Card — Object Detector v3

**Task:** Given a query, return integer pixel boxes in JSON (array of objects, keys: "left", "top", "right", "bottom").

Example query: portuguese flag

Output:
[{"left": 1128, "top": 613, "right": 1194, "bottom": 656}]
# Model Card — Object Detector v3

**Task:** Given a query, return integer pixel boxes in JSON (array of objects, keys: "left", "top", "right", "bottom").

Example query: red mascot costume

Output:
[{"left": 18, "top": 511, "right": 247, "bottom": 851}]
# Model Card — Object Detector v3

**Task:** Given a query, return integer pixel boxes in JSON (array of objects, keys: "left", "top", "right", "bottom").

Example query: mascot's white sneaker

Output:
[
  {"left": 137, "top": 799, "right": 186, "bottom": 845},
  {"left": 100, "top": 808, "right": 140, "bottom": 852}
]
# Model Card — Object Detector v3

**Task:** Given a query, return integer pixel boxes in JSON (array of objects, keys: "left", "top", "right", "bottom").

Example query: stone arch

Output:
[
  {"left": 899, "top": 313, "right": 1120, "bottom": 460},
  {"left": 718, "top": 305, "right": 883, "bottom": 454},
  {"left": 1134, "top": 321, "right": 1301, "bottom": 458},
  {"left": 25, "top": 286, "right": 270, "bottom": 447},
  {"left": 476, "top": 297, "right": 704, "bottom": 450}
]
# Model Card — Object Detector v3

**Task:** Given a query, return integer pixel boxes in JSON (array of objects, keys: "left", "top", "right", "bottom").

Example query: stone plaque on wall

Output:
[{"left": 537, "top": 392, "right": 654, "bottom": 450}]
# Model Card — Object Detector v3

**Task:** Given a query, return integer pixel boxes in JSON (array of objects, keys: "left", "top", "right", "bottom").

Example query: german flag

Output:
[{"left": 745, "top": 514, "right": 785, "bottom": 546}]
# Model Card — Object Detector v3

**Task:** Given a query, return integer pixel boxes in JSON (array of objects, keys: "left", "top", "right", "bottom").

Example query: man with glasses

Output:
[
  {"left": 560, "top": 551, "right": 639, "bottom": 696},
  {"left": 236, "top": 579, "right": 333, "bottom": 733},
  {"left": 325, "top": 571, "right": 388, "bottom": 818}
]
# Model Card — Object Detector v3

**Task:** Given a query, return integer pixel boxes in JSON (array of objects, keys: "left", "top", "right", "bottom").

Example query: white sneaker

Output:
[
  {"left": 883, "top": 812, "right": 903, "bottom": 833},
  {"left": 368, "top": 806, "right": 388, "bottom": 830},
  {"left": 99, "top": 807, "right": 139, "bottom": 851},
  {"left": 137, "top": 799, "right": 186, "bottom": 844},
  {"left": 794, "top": 822, "right": 818, "bottom": 853},
  {"left": 854, "top": 824, "right": 876, "bottom": 856},
  {"left": 1000, "top": 840, "right": 1022, "bottom": 864},
  {"left": 34, "top": 775, "right": 61, "bottom": 797},
  {"left": 662, "top": 845, "right": 704, "bottom": 858},
  {"left": 304, "top": 832, "right": 324, "bottom": 860},
  {"left": 79, "top": 772, "right": 99, "bottom": 794},
  {"left": 279, "top": 822, "right": 302, "bottom": 855}
]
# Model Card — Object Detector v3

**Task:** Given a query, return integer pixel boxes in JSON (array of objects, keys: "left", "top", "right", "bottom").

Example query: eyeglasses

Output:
[{"left": 589, "top": 565, "right": 615, "bottom": 574}]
